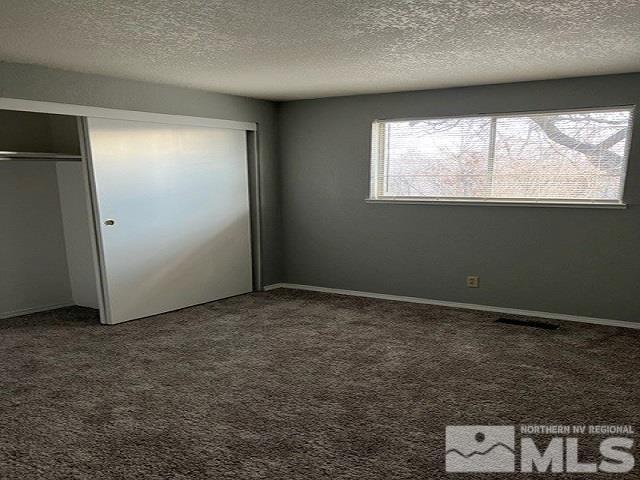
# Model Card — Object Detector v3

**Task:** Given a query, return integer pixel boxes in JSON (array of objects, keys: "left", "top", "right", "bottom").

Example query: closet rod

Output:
[{"left": 0, "top": 151, "right": 82, "bottom": 162}]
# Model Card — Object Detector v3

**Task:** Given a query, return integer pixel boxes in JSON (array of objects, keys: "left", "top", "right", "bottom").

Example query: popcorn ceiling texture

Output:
[{"left": 0, "top": 0, "right": 639, "bottom": 100}]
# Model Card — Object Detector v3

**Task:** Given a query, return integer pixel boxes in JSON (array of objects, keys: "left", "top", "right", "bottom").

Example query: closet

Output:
[
  {"left": 85, "top": 117, "right": 253, "bottom": 324},
  {"left": 0, "top": 109, "right": 99, "bottom": 320},
  {"left": 1, "top": 103, "right": 256, "bottom": 325}
]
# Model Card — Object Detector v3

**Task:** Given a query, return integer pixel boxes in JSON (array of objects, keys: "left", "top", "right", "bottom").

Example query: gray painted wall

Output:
[
  {"left": 3, "top": 63, "right": 638, "bottom": 322},
  {"left": 278, "top": 74, "right": 640, "bottom": 322},
  {"left": 0, "top": 62, "right": 283, "bottom": 285}
]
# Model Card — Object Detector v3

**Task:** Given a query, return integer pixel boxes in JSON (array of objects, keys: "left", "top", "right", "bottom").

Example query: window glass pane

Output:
[
  {"left": 493, "top": 111, "right": 630, "bottom": 200},
  {"left": 384, "top": 118, "right": 491, "bottom": 197},
  {"left": 372, "top": 108, "right": 632, "bottom": 203}
]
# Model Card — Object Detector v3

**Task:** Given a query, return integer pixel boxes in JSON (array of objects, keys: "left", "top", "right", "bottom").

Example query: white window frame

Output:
[{"left": 368, "top": 106, "right": 635, "bottom": 208}]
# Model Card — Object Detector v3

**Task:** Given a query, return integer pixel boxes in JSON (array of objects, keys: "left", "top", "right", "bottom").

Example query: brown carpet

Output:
[{"left": 0, "top": 288, "right": 638, "bottom": 479}]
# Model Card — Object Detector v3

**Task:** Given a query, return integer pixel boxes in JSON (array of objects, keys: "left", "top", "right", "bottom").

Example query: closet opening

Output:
[{"left": 0, "top": 109, "right": 101, "bottom": 322}]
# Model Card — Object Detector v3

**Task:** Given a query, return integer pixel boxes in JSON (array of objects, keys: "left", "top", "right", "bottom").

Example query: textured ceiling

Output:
[{"left": 1, "top": 0, "right": 639, "bottom": 100}]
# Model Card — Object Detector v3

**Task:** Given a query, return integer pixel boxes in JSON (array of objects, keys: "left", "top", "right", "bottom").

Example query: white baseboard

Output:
[
  {"left": 263, "top": 283, "right": 640, "bottom": 330},
  {"left": 0, "top": 302, "right": 75, "bottom": 320},
  {"left": 263, "top": 283, "right": 288, "bottom": 291}
]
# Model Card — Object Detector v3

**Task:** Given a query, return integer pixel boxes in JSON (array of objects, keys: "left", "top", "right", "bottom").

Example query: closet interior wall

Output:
[{"left": 0, "top": 109, "right": 99, "bottom": 319}]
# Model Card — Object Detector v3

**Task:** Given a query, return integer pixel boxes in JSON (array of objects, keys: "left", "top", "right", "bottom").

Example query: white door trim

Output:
[
  {"left": 0, "top": 97, "right": 256, "bottom": 131},
  {"left": 264, "top": 283, "right": 640, "bottom": 330}
]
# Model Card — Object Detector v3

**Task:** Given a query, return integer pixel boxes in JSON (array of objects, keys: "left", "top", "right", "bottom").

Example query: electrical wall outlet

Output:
[{"left": 466, "top": 275, "right": 479, "bottom": 288}]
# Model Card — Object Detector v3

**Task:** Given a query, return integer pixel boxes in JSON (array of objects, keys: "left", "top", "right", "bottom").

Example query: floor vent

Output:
[{"left": 495, "top": 317, "right": 559, "bottom": 330}]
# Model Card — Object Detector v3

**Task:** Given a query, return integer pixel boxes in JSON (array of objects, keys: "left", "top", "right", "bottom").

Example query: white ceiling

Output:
[{"left": 1, "top": 0, "right": 639, "bottom": 101}]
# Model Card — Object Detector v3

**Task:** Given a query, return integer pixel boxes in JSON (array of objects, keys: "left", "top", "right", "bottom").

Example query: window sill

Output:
[{"left": 365, "top": 198, "right": 628, "bottom": 209}]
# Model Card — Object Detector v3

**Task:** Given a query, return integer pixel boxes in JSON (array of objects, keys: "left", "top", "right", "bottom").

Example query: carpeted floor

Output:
[{"left": 0, "top": 288, "right": 638, "bottom": 479}]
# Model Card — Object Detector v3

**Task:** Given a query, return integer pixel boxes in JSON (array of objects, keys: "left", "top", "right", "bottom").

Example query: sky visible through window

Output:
[{"left": 377, "top": 109, "right": 632, "bottom": 202}]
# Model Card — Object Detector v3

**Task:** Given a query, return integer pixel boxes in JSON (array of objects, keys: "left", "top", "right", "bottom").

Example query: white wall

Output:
[
  {"left": 0, "top": 161, "right": 73, "bottom": 317},
  {"left": 57, "top": 162, "right": 99, "bottom": 309}
]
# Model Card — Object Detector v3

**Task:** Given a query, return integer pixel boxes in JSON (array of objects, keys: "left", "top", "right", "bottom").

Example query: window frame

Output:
[{"left": 368, "top": 106, "right": 635, "bottom": 208}]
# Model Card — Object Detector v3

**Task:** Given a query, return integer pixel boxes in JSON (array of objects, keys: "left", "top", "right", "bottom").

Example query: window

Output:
[{"left": 369, "top": 107, "right": 633, "bottom": 206}]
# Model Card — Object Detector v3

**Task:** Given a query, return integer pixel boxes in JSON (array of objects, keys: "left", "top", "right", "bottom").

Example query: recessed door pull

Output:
[{"left": 104, "top": 219, "right": 115, "bottom": 226}]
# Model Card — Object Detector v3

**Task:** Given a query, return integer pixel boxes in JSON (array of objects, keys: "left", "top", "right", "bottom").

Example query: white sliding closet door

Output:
[{"left": 85, "top": 117, "right": 252, "bottom": 324}]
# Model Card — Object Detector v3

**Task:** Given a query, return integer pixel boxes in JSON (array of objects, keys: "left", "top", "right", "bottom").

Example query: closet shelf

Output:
[{"left": 0, "top": 151, "right": 82, "bottom": 161}]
